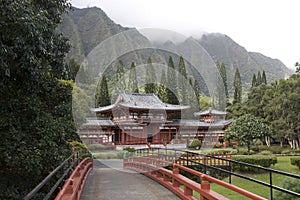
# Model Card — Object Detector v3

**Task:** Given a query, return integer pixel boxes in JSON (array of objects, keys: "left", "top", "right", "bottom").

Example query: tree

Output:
[
  {"left": 193, "top": 79, "right": 201, "bottom": 104},
  {"left": 262, "top": 70, "right": 267, "bottom": 84},
  {"left": 178, "top": 56, "right": 188, "bottom": 104},
  {"left": 95, "top": 75, "right": 110, "bottom": 107},
  {"left": 224, "top": 114, "right": 272, "bottom": 154},
  {"left": 0, "top": 1, "right": 76, "bottom": 198},
  {"left": 257, "top": 71, "right": 262, "bottom": 85},
  {"left": 111, "top": 60, "right": 126, "bottom": 101},
  {"left": 233, "top": 68, "right": 242, "bottom": 104},
  {"left": 295, "top": 61, "right": 300, "bottom": 73},
  {"left": 157, "top": 69, "right": 168, "bottom": 103},
  {"left": 127, "top": 62, "right": 139, "bottom": 93},
  {"left": 145, "top": 57, "right": 156, "bottom": 94},
  {"left": 65, "top": 58, "right": 80, "bottom": 81},
  {"left": 166, "top": 56, "right": 179, "bottom": 104},
  {"left": 251, "top": 74, "right": 257, "bottom": 89},
  {"left": 217, "top": 62, "right": 229, "bottom": 98}
]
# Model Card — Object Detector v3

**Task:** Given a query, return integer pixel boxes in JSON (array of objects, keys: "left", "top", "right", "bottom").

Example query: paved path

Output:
[{"left": 80, "top": 159, "right": 180, "bottom": 200}]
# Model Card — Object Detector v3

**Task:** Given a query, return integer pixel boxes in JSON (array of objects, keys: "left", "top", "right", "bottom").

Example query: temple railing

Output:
[{"left": 126, "top": 148, "right": 300, "bottom": 200}]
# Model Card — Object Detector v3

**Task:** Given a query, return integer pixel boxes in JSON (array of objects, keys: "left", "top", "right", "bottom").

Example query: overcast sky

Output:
[{"left": 71, "top": 0, "right": 299, "bottom": 70}]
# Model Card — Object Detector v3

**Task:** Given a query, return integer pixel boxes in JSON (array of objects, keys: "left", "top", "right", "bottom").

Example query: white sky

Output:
[{"left": 71, "top": 0, "right": 300, "bottom": 70}]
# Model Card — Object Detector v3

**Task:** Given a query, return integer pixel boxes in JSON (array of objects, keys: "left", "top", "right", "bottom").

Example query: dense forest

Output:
[{"left": 0, "top": 1, "right": 78, "bottom": 199}]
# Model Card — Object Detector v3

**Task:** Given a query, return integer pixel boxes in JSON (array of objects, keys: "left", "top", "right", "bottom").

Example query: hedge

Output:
[
  {"left": 232, "top": 155, "right": 277, "bottom": 173},
  {"left": 290, "top": 157, "right": 300, "bottom": 170}
]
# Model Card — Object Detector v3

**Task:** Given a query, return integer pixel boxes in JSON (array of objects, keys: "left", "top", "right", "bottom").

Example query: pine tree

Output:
[
  {"left": 178, "top": 56, "right": 188, "bottom": 104},
  {"left": 111, "top": 60, "right": 126, "bottom": 100},
  {"left": 166, "top": 56, "right": 179, "bottom": 104},
  {"left": 257, "top": 71, "right": 262, "bottom": 85},
  {"left": 216, "top": 61, "right": 229, "bottom": 98},
  {"left": 157, "top": 69, "right": 168, "bottom": 102},
  {"left": 251, "top": 74, "right": 257, "bottom": 89},
  {"left": 262, "top": 70, "right": 267, "bottom": 84},
  {"left": 95, "top": 75, "right": 110, "bottom": 107},
  {"left": 145, "top": 57, "right": 156, "bottom": 93},
  {"left": 233, "top": 68, "right": 242, "bottom": 104},
  {"left": 127, "top": 62, "right": 139, "bottom": 93}
]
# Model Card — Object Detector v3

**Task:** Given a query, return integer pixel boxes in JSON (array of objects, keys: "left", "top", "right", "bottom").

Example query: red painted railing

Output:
[
  {"left": 55, "top": 158, "right": 93, "bottom": 200},
  {"left": 124, "top": 156, "right": 267, "bottom": 200}
]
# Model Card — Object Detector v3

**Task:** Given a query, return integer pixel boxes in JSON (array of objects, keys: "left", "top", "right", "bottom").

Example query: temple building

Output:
[{"left": 79, "top": 93, "right": 233, "bottom": 149}]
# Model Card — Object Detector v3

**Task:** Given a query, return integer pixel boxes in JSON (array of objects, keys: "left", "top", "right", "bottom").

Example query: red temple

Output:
[{"left": 79, "top": 93, "right": 232, "bottom": 149}]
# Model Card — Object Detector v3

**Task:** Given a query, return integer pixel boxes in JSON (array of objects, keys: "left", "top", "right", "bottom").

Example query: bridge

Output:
[{"left": 24, "top": 148, "right": 300, "bottom": 200}]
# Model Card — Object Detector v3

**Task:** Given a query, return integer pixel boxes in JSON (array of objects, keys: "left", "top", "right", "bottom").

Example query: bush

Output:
[
  {"left": 282, "top": 149, "right": 300, "bottom": 155},
  {"left": 290, "top": 157, "right": 300, "bottom": 170},
  {"left": 189, "top": 139, "right": 201, "bottom": 149},
  {"left": 258, "top": 146, "right": 286, "bottom": 154},
  {"left": 232, "top": 155, "right": 277, "bottom": 172},
  {"left": 123, "top": 147, "right": 135, "bottom": 152},
  {"left": 274, "top": 178, "right": 300, "bottom": 200},
  {"left": 257, "top": 150, "right": 272, "bottom": 155}
]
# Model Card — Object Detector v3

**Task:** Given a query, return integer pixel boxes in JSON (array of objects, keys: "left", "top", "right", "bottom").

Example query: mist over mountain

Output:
[{"left": 58, "top": 7, "right": 293, "bottom": 95}]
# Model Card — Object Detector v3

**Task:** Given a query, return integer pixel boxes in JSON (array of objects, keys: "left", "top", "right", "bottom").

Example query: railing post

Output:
[
  {"left": 172, "top": 164, "right": 180, "bottom": 187},
  {"left": 200, "top": 175, "right": 210, "bottom": 200}
]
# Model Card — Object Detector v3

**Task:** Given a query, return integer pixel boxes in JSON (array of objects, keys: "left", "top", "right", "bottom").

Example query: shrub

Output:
[
  {"left": 189, "top": 139, "right": 202, "bottom": 149},
  {"left": 274, "top": 178, "right": 300, "bottom": 200},
  {"left": 232, "top": 155, "right": 277, "bottom": 173},
  {"left": 257, "top": 150, "right": 272, "bottom": 155},
  {"left": 290, "top": 157, "right": 300, "bottom": 170},
  {"left": 209, "top": 149, "right": 233, "bottom": 155},
  {"left": 123, "top": 147, "right": 135, "bottom": 152}
]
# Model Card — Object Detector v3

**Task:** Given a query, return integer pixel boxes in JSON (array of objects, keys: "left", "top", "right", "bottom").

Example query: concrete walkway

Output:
[{"left": 80, "top": 159, "right": 181, "bottom": 200}]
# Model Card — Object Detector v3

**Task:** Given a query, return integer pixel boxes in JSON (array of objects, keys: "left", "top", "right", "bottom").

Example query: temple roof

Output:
[
  {"left": 166, "top": 119, "right": 233, "bottom": 127},
  {"left": 194, "top": 108, "right": 227, "bottom": 116},
  {"left": 92, "top": 93, "right": 190, "bottom": 113},
  {"left": 81, "top": 118, "right": 116, "bottom": 127}
]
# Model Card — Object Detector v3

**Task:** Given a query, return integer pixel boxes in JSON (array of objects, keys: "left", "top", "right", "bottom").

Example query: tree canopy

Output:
[
  {"left": 224, "top": 114, "right": 272, "bottom": 154},
  {"left": 0, "top": 0, "right": 78, "bottom": 198}
]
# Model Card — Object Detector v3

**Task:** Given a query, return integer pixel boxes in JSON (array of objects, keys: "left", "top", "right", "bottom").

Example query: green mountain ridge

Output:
[{"left": 58, "top": 7, "right": 293, "bottom": 95}]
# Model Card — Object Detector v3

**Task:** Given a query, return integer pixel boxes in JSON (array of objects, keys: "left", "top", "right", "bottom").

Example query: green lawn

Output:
[{"left": 210, "top": 156, "right": 300, "bottom": 200}]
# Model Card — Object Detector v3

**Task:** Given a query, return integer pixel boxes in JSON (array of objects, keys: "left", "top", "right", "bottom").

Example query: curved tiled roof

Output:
[
  {"left": 194, "top": 108, "right": 227, "bottom": 116},
  {"left": 92, "top": 93, "right": 190, "bottom": 113}
]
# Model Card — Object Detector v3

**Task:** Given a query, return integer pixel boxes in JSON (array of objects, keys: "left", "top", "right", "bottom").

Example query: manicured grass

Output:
[{"left": 210, "top": 156, "right": 300, "bottom": 200}]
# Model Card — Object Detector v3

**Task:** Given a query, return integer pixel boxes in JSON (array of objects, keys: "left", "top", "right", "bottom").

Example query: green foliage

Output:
[
  {"left": 95, "top": 75, "right": 110, "bottom": 107},
  {"left": 144, "top": 57, "right": 156, "bottom": 94},
  {"left": 217, "top": 61, "right": 229, "bottom": 98},
  {"left": 290, "top": 157, "right": 300, "bottom": 170},
  {"left": 166, "top": 56, "right": 179, "bottom": 104},
  {"left": 251, "top": 74, "right": 257, "bottom": 89},
  {"left": 224, "top": 114, "right": 272, "bottom": 154},
  {"left": 178, "top": 56, "right": 188, "bottom": 104},
  {"left": 123, "top": 147, "right": 135, "bottom": 152},
  {"left": 233, "top": 68, "right": 242, "bottom": 104},
  {"left": 274, "top": 178, "right": 300, "bottom": 200},
  {"left": 257, "top": 71, "right": 262, "bottom": 85},
  {"left": 127, "top": 62, "right": 139, "bottom": 93},
  {"left": 157, "top": 69, "right": 168, "bottom": 103},
  {"left": 70, "top": 141, "right": 87, "bottom": 151},
  {"left": 296, "top": 61, "right": 300, "bottom": 74},
  {"left": 232, "top": 155, "right": 277, "bottom": 172},
  {"left": 0, "top": 0, "right": 77, "bottom": 198},
  {"left": 257, "top": 150, "right": 273, "bottom": 155},
  {"left": 189, "top": 139, "right": 202, "bottom": 149}
]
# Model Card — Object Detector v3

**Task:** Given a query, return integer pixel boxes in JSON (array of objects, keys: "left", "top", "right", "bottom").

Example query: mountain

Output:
[
  {"left": 58, "top": 7, "right": 293, "bottom": 94},
  {"left": 198, "top": 33, "right": 293, "bottom": 91}
]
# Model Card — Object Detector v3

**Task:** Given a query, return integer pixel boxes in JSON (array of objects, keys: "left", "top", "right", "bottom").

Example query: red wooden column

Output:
[{"left": 121, "top": 129, "right": 125, "bottom": 144}]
